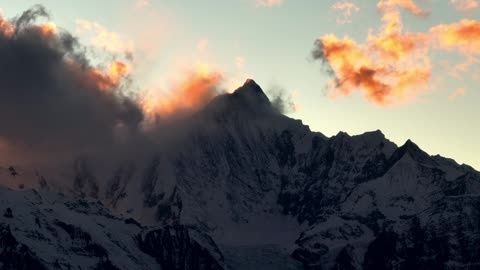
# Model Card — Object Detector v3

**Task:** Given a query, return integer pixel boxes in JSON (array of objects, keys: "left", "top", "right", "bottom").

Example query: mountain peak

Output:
[
  {"left": 203, "top": 79, "right": 273, "bottom": 117},
  {"left": 388, "top": 138, "right": 436, "bottom": 166},
  {"left": 233, "top": 79, "right": 270, "bottom": 104},
  {"left": 402, "top": 139, "right": 422, "bottom": 153},
  {"left": 369, "top": 129, "right": 385, "bottom": 138},
  {"left": 243, "top": 78, "right": 259, "bottom": 87}
]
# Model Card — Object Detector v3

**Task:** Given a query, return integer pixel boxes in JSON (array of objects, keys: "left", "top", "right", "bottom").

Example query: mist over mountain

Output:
[
  {"left": 0, "top": 5, "right": 228, "bottom": 172},
  {"left": 1, "top": 79, "right": 479, "bottom": 270}
]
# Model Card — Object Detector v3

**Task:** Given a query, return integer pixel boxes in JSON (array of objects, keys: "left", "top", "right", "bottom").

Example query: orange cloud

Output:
[
  {"left": 317, "top": 35, "right": 430, "bottom": 105},
  {"left": 377, "top": 0, "right": 429, "bottom": 18},
  {"left": 1, "top": 14, "right": 56, "bottom": 39},
  {"left": 377, "top": 0, "right": 429, "bottom": 38},
  {"left": 332, "top": 2, "right": 360, "bottom": 24},
  {"left": 314, "top": 0, "right": 480, "bottom": 106},
  {"left": 369, "top": 32, "right": 430, "bottom": 60},
  {"left": 108, "top": 61, "right": 130, "bottom": 79},
  {"left": 39, "top": 22, "right": 57, "bottom": 36},
  {"left": 75, "top": 19, "right": 134, "bottom": 54},
  {"left": 142, "top": 64, "right": 223, "bottom": 119},
  {"left": 431, "top": 19, "right": 480, "bottom": 54},
  {"left": 447, "top": 55, "right": 479, "bottom": 78},
  {"left": 450, "top": 0, "right": 479, "bottom": 13},
  {"left": 84, "top": 61, "right": 131, "bottom": 91},
  {"left": 0, "top": 14, "right": 15, "bottom": 37},
  {"left": 256, "top": 0, "right": 283, "bottom": 8},
  {"left": 314, "top": 0, "right": 432, "bottom": 106},
  {"left": 450, "top": 88, "right": 466, "bottom": 101},
  {"left": 430, "top": 20, "right": 480, "bottom": 81}
]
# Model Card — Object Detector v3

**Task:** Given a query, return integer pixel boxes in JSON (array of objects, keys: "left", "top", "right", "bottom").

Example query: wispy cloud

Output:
[
  {"left": 256, "top": 0, "right": 283, "bottom": 8},
  {"left": 332, "top": 2, "right": 360, "bottom": 24},
  {"left": 135, "top": 0, "right": 150, "bottom": 9},
  {"left": 450, "top": 88, "right": 466, "bottom": 101},
  {"left": 235, "top": 56, "right": 245, "bottom": 70},
  {"left": 75, "top": 19, "right": 134, "bottom": 55},
  {"left": 197, "top": 38, "right": 209, "bottom": 52},
  {"left": 447, "top": 56, "right": 479, "bottom": 78},
  {"left": 268, "top": 86, "right": 298, "bottom": 114},
  {"left": 377, "top": 0, "right": 430, "bottom": 17},
  {"left": 449, "top": 0, "right": 479, "bottom": 13}
]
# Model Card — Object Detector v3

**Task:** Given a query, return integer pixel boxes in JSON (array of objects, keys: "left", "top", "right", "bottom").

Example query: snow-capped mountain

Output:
[{"left": 1, "top": 79, "right": 479, "bottom": 270}]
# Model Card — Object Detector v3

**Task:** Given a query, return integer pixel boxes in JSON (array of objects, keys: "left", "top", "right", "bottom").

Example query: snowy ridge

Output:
[{"left": 0, "top": 186, "right": 227, "bottom": 270}]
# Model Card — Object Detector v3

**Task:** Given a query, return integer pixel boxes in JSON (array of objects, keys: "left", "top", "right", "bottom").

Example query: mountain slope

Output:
[
  {"left": 1, "top": 79, "right": 479, "bottom": 270},
  {"left": 0, "top": 187, "right": 227, "bottom": 270}
]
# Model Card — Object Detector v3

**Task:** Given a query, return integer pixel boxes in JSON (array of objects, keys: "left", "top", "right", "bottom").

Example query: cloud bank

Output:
[
  {"left": 0, "top": 5, "right": 225, "bottom": 168},
  {"left": 0, "top": 6, "right": 142, "bottom": 156}
]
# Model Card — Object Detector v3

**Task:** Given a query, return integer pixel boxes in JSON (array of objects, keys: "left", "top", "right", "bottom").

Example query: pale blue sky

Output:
[{"left": 1, "top": 0, "right": 479, "bottom": 169}]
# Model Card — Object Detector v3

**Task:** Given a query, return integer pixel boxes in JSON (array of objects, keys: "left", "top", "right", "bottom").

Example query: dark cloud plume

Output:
[
  {"left": 311, "top": 39, "right": 341, "bottom": 90},
  {"left": 311, "top": 40, "right": 335, "bottom": 77},
  {"left": 0, "top": 5, "right": 235, "bottom": 195},
  {"left": 13, "top": 4, "right": 50, "bottom": 30},
  {"left": 267, "top": 86, "right": 296, "bottom": 114},
  {"left": 0, "top": 5, "right": 144, "bottom": 165}
]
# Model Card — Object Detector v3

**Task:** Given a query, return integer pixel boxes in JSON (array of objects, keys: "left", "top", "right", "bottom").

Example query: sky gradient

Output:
[{"left": 1, "top": 0, "right": 479, "bottom": 169}]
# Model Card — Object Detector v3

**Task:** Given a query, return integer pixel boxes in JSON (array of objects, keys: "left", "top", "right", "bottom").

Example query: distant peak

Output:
[
  {"left": 243, "top": 79, "right": 259, "bottom": 87},
  {"left": 398, "top": 139, "right": 424, "bottom": 155},
  {"left": 236, "top": 79, "right": 264, "bottom": 95},
  {"left": 373, "top": 129, "right": 385, "bottom": 136},
  {"left": 335, "top": 131, "right": 350, "bottom": 138},
  {"left": 387, "top": 138, "right": 436, "bottom": 166},
  {"left": 403, "top": 139, "right": 418, "bottom": 149},
  {"left": 361, "top": 129, "right": 385, "bottom": 139},
  {"left": 232, "top": 78, "right": 270, "bottom": 105}
]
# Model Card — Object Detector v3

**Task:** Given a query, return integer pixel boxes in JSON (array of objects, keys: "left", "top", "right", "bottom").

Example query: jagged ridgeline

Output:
[{"left": 1, "top": 80, "right": 479, "bottom": 270}]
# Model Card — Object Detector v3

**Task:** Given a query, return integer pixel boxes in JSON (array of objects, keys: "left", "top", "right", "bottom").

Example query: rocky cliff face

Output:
[
  {"left": 1, "top": 80, "right": 479, "bottom": 270},
  {"left": 290, "top": 140, "right": 480, "bottom": 269}
]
